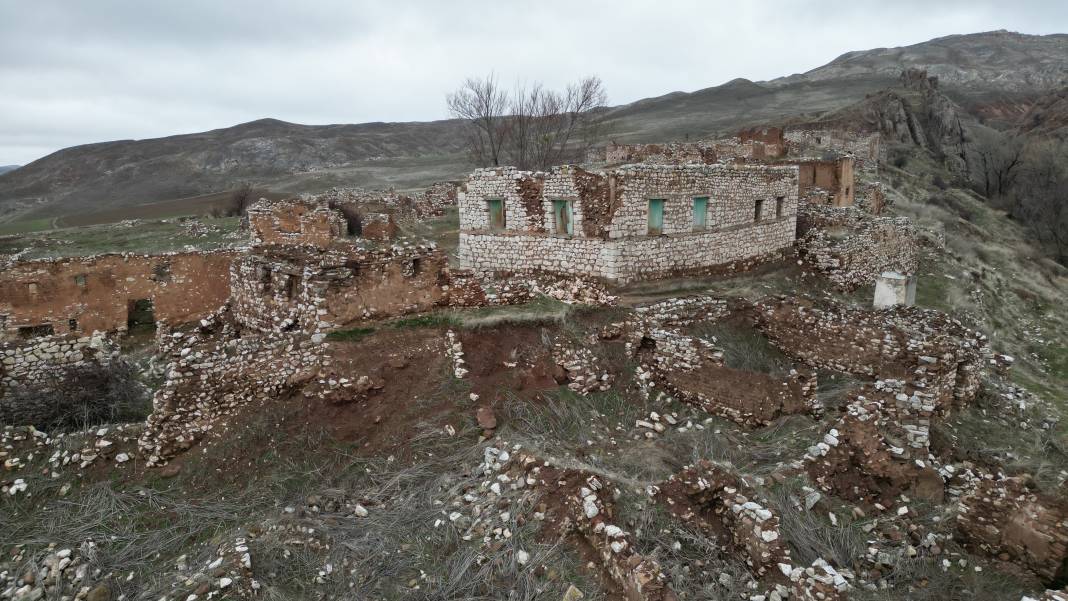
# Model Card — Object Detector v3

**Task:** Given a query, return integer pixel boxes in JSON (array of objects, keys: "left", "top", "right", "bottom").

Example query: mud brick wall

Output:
[
  {"left": 0, "top": 251, "right": 235, "bottom": 339},
  {"left": 458, "top": 163, "right": 798, "bottom": 284},
  {"left": 957, "top": 476, "right": 1068, "bottom": 584},
  {"left": 230, "top": 243, "right": 450, "bottom": 334},
  {"left": 784, "top": 128, "right": 881, "bottom": 173},
  {"left": 248, "top": 199, "right": 346, "bottom": 248},
  {"left": 797, "top": 205, "right": 918, "bottom": 290}
]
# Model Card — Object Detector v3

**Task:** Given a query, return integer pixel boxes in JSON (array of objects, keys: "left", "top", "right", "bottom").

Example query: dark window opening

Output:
[
  {"left": 127, "top": 299, "right": 156, "bottom": 334},
  {"left": 284, "top": 275, "right": 297, "bottom": 300},
  {"left": 74, "top": 274, "right": 87, "bottom": 288},
  {"left": 68, "top": 318, "right": 78, "bottom": 332},
  {"left": 775, "top": 196, "right": 785, "bottom": 218},
  {"left": 151, "top": 262, "right": 172, "bottom": 283},
  {"left": 409, "top": 258, "right": 422, "bottom": 277},
  {"left": 754, "top": 199, "right": 765, "bottom": 222},
  {"left": 19, "top": 324, "right": 54, "bottom": 339},
  {"left": 259, "top": 266, "right": 272, "bottom": 291}
]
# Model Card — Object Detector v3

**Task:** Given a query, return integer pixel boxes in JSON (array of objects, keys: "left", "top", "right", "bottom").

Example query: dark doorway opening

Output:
[
  {"left": 18, "top": 324, "right": 54, "bottom": 339},
  {"left": 127, "top": 299, "right": 156, "bottom": 334}
]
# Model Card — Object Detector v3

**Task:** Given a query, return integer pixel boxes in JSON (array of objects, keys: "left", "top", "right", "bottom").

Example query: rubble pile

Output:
[
  {"left": 551, "top": 337, "right": 614, "bottom": 395},
  {"left": 655, "top": 460, "right": 792, "bottom": 578},
  {"left": 957, "top": 475, "right": 1068, "bottom": 584}
]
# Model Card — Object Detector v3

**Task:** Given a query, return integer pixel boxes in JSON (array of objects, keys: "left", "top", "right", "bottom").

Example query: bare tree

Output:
[
  {"left": 448, "top": 74, "right": 609, "bottom": 171},
  {"left": 447, "top": 74, "right": 510, "bottom": 167},
  {"left": 970, "top": 127, "right": 1025, "bottom": 198},
  {"left": 507, "top": 76, "right": 609, "bottom": 170},
  {"left": 1009, "top": 139, "right": 1068, "bottom": 264}
]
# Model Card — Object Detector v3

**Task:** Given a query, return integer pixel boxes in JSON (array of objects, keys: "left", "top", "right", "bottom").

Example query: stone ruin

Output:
[
  {"left": 796, "top": 203, "right": 920, "bottom": 290},
  {"left": 873, "top": 271, "right": 917, "bottom": 308},
  {"left": 458, "top": 163, "right": 800, "bottom": 284}
]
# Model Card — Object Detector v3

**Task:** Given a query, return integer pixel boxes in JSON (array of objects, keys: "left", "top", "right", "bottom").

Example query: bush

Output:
[{"left": 0, "top": 361, "right": 151, "bottom": 431}]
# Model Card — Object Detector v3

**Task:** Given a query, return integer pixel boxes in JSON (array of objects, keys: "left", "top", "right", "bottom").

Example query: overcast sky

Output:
[{"left": 1, "top": 0, "right": 1066, "bottom": 165}]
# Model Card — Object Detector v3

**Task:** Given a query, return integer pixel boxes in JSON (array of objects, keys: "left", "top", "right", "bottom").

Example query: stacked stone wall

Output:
[
  {"left": 797, "top": 205, "right": 918, "bottom": 290},
  {"left": 784, "top": 128, "right": 881, "bottom": 173},
  {"left": 459, "top": 163, "right": 798, "bottom": 284},
  {"left": 230, "top": 244, "right": 450, "bottom": 335},
  {"left": 248, "top": 199, "right": 346, "bottom": 248}
]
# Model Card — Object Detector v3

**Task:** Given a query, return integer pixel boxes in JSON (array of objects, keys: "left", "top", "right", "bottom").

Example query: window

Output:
[
  {"left": 68, "top": 318, "right": 78, "bottom": 332},
  {"left": 27, "top": 282, "right": 38, "bottom": 296},
  {"left": 754, "top": 199, "right": 765, "bottom": 222},
  {"left": 647, "top": 199, "right": 665, "bottom": 235},
  {"left": 19, "top": 324, "right": 54, "bottom": 339},
  {"left": 692, "top": 197, "right": 708, "bottom": 231},
  {"left": 553, "top": 200, "right": 574, "bottom": 236},
  {"left": 775, "top": 196, "right": 785, "bottom": 218},
  {"left": 486, "top": 199, "right": 505, "bottom": 231},
  {"left": 74, "top": 274, "right": 87, "bottom": 288}
]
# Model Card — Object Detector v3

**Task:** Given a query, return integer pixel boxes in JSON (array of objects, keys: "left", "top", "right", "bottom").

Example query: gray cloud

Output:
[{"left": 1, "top": 0, "right": 1066, "bottom": 164}]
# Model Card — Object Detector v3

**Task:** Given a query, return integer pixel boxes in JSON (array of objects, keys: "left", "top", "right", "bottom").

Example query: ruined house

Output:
[
  {"left": 0, "top": 252, "right": 235, "bottom": 340},
  {"left": 784, "top": 126, "right": 882, "bottom": 173},
  {"left": 233, "top": 199, "right": 449, "bottom": 334},
  {"left": 782, "top": 156, "right": 855, "bottom": 207},
  {"left": 458, "top": 163, "right": 799, "bottom": 284}
]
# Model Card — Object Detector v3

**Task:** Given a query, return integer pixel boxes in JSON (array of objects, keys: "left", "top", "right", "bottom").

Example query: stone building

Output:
[
  {"left": 784, "top": 156, "right": 855, "bottom": 207},
  {"left": 457, "top": 163, "right": 799, "bottom": 284}
]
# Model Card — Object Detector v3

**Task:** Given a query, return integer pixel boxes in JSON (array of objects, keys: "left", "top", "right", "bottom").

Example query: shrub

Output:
[{"left": 0, "top": 361, "right": 150, "bottom": 431}]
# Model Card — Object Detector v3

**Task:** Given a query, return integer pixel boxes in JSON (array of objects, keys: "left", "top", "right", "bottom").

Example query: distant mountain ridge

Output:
[
  {"left": 1, "top": 29, "right": 1066, "bottom": 224},
  {"left": 0, "top": 166, "right": 18, "bottom": 175}
]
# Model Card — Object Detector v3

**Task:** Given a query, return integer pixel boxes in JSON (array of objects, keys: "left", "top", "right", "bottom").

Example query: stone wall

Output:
[
  {"left": 230, "top": 243, "right": 450, "bottom": 335},
  {"left": 139, "top": 312, "right": 323, "bottom": 464},
  {"left": 0, "top": 251, "right": 235, "bottom": 339},
  {"left": 797, "top": 205, "right": 918, "bottom": 290},
  {"left": 248, "top": 198, "right": 346, "bottom": 248},
  {"left": 786, "top": 157, "right": 855, "bottom": 207},
  {"left": 0, "top": 333, "right": 113, "bottom": 392},
  {"left": 458, "top": 164, "right": 799, "bottom": 284},
  {"left": 784, "top": 127, "right": 881, "bottom": 173}
]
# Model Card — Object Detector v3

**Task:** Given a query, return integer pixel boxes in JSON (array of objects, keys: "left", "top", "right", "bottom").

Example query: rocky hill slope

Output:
[
  {"left": 0, "top": 165, "right": 18, "bottom": 175},
  {"left": 0, "top": 30, "right": 1065, "bottom": 224}
]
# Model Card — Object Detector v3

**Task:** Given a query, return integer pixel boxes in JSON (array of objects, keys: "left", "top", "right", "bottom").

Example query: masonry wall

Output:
[
  {"left": 784, "top": 128, "right": 881, "bottom": 173},
  {"left": 791, "top": 157, "right": 855, "bottom": 207},
  {"left": 248, "top": 199, "right": 346, "bottom": 248},
  {"left": 0, "top": 252, "right": 235, "bottom": 339},
  {"left": 458, "top": 164, "right": 798, "bottom": 283},
  {"left": 230, "top": 244, "right": 450, "bottom": 334}
]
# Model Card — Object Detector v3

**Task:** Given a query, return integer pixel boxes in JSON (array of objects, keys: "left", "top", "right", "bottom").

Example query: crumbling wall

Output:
[
  {"left": 229, "top": 243, "right": 450, "bottom": 334},
  {"left": 139, "top": 310, "right": 323, "bottom": 464},
  {"left": 0, "top": 251, "right": 235, "bottom": 339},
  {"left": 957, "top": 476, "right": 1068, "bottom": 585},
  {"left": 796, "top": 205, "right": 918, "bottom": 289},
  {"left": 459, "top": 163, "right": 799, "bottom": 284},
  {"left": 359, "top": 212, "right": 398, "bottom": 241},
  {"left": 248, "top": 198, "right": 346, "bottom": 248},
  {"left": 788, "top": 157, "right": 855, "bottom": 207},
  {"left": 784, "top": 127, "right": 881, "bottom": 173},
  {"left": 595, "top": 135, "right": 784, "bottom": 166}
]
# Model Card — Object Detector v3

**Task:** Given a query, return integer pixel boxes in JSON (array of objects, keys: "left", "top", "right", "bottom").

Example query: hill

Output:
[
  {"left": 1, "top": 30, "right": 1066, "bottom": 226},
  {"left": 0, "top": 165, "right": 18, "bottom": 175}
]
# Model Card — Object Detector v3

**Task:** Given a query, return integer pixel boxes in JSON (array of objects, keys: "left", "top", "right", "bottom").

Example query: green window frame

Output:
[
  {"left": 647, "top": 199, "right": 665, "bottom": 235},
  {"left": 486, "top": 199, "right": 505, "bottom": 231},
  {"left": 692, "top": 197, "right": 708, "bottom": 231},
  {"left": 553, "top": 199, "right": 574, "bottom": 236}
]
